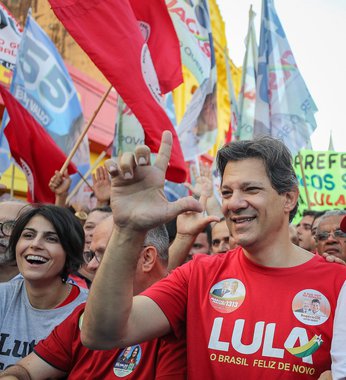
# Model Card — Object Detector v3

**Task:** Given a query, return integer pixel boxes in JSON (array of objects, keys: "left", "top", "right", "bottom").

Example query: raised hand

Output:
[
  {"left": 49, "top": 170, "right": 71, "bottom": 207},
  {"left": 92, "top": 165, "right": 111, "bottom": 206},
  {"left": 184, "top": 162, "right": 213, "bottom": 199},
  {"left": 49, "top": 170, "right": 71, "bottom": 196},
  {"left": 176, "top": 193, "right": 219, "bottom": 238},
  {"left": 104, "top": 131, "right": 203, "bottom": 231}
]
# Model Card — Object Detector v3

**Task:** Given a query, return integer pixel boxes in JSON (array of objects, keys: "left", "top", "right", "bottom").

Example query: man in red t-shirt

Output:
[
  {"left": 0, "top": 216, "right": 186, "bottom": 379},
  {"left": 80, "top": 132, "right": 346, "bottom": 380}
]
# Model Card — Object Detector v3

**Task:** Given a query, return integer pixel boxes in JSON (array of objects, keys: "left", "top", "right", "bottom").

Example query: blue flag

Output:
[
  {"left": 254, "top": 0, "right": 318, "bottom": 155},
  {"left": 1, "top": 14, "right": 90, "bottom": 186}
]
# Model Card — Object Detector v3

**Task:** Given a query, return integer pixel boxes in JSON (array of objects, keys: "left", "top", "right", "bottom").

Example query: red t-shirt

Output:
[
  {"left": 34, "top": 303, "right": 186, "bottom": 379},
  {"left": 142, "top": 246, "right": 346, "bottom": 379}
]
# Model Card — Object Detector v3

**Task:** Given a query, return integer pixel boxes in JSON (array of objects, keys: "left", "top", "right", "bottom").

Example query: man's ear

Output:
[
  {"left": 284, "top": 187, "right": 299, "bottom": 214},
  {"left": 140, "top": 246, "right": 157, "bottom": 273}
]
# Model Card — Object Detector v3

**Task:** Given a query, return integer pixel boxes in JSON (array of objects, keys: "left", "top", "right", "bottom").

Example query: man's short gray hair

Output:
[{"left": 144, "top": 225, "right": 169, "bottom": 265}]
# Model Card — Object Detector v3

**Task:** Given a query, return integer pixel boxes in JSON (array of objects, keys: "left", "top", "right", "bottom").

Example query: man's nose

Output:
[
  {"left": 222, "top": 192, "right": 248, "bottom": 213},
  {"left": 87, "top": 256, "right": 99, "bottom": 272}
]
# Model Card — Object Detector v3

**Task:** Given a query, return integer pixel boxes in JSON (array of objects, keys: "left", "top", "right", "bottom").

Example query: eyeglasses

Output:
[
  {"left": 83, "top": 245, "right": 148, "bottom": 265},
  {"left": 83, "top": 250, "right": 103, "bottom": 264},
  {"left": 0, "top": 220, "right": 15, "bottom": 237},
  {"left": 315, "top": 229, "right": 346, "bottom": 241}
]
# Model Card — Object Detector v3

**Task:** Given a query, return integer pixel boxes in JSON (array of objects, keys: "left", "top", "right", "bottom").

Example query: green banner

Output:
[{"left": 293, "top": 150, "right": 346, "bottom": 223}]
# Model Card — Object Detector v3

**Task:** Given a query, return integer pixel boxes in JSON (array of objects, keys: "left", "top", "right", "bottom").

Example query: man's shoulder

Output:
[{"left": 312, "top": 254, "right": 346, "bottom": 276}]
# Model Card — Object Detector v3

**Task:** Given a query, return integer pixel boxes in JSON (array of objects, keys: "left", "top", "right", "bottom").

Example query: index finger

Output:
[{"left": 154, "top": 130, "right": 173, "bottom": 173}]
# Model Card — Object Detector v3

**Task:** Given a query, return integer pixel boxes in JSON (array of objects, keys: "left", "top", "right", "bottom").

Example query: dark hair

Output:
[
  {"left": 204, "top": 223, "right": 212, "bottom": 247},
  {"left": 216, "top": 136, "right": 299, "bottom": 222},
  {"left": 90, "top": 206, "right": 112, "bottom": 214},
  {"left": 165, "top": 217, "right": 177, "bottom": 244},
  {"left": 302, "top": 210, "right": 319, "bottom": 218},
  {"left": 9, "top": 204, "right": 85, "bottom": 281}
]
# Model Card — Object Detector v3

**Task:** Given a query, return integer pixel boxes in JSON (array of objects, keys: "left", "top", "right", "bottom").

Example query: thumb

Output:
[{"left": 165, "top": 196, "right": 203, "bottom": 220}]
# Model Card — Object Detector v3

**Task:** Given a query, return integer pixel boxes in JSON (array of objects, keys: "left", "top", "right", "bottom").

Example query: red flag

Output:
[
  {"left": 0, "top": 85, "right": 77, "bottom": 203},
  {"left": 49, "top": 0, "right": 186, "bottom": 183},
  {"left": 128, "top": 0, "right": 182, "bottom": 93}
]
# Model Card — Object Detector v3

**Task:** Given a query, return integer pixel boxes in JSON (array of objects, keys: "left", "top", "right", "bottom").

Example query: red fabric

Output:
[
  {"left": 48, "top": 0, "right": 186, "bottom": 183},
  {"left": 341, "top": 215, "right": 346, "bottom": 233},
  {"left": 54, "top": 284, "right": 80, "bottom": 309},
  {"left": 143, "top": 248, "right": 346, "bottom": 379},
  {"left": 34, "top": 303, "right": 186, "bottom": 379},
  {"left": 224, "top": 121, "right": 232, "bottom": 143},
  {"left": 0, "top": 85, "right": 77, "bottom": 203}
]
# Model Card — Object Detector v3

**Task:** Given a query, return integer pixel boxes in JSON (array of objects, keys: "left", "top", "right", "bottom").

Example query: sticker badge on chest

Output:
[
  {"left": 113, "top": 344, "right": 142, "bottom": 377},
  {"left": 292, "top": 289, "right": 330, "bottom": 326},
  {"left": 209, "top": 278, "right": 246, "bottom": 313}
]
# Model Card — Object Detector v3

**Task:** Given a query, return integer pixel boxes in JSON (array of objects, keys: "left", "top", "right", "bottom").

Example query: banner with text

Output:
[{"left": 293, "top": 150, "right": 346, "bottom": 221}]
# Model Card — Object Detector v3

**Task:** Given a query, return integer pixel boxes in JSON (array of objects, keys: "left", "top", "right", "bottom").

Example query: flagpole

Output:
[
  {"left": 298, "top": 151, "right": 311, "bottom": 210},
  {"left": 60, "top": 84, "right": 113, "bottom": 175},
  {"left": 10, "top": 163, "right": 15, "bottom": 198},
  {"left": 66, "top": 149, "right": 108, "bottom": 204}
]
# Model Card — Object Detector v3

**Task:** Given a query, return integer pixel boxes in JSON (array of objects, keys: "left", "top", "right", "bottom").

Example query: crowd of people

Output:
[{"left": 0, "top": 132, "right": 345, "bottom": 379}]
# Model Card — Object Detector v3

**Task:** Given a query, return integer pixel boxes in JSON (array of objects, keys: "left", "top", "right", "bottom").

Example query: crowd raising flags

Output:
[{"left": 0, "top": 0, "right": 321, "bottom": 201}]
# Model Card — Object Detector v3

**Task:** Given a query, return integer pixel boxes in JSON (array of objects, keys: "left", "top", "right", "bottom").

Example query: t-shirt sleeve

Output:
[
  {"left": 34, "top": 303, "right": 85, "bottom": 372},
  {"left": 141, "top": 261, "right": 192, "bottom": 339},
  {"left": 331, "top": 280, "right": 346, "bottom": 379},
  {"left": 155, "top": 333, "right": 187, "bottom": 380}
]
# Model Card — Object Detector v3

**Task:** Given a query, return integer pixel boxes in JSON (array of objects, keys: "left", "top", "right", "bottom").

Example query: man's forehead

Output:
[
  {"left": 212, "top": 221, "right": 229, "bottom": 237},
  {"left": 90, "top": 217, "right": 113, "bottom": 248},
  {"left": 318, "top": 215, "right": 343, "bottom": 230},
  {"left": 86, "top": 210, "right": 111, "bottom": 224},
  {"left": 221, "top": 159, "right": 268, "bottom": 186},
  {"left": 301, "top": 215, "right": 314, "bottom": 223},
  {"left": 0, "top": 202, "right": 26, "bottom": 220}
]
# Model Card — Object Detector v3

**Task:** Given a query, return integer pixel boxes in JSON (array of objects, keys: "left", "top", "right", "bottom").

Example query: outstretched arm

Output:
[{"left": 81, "top": 131, "right": 202, "bottom": 350}]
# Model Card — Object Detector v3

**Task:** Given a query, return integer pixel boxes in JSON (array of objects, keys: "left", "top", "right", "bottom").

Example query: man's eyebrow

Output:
[{"left": 221, "top": 181, "right": 263, "bottom": 189}]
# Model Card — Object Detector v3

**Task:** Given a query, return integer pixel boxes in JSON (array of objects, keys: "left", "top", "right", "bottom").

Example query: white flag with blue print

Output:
[{"left": 254, "top": 0, "right": 318, "bottom": 155}]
